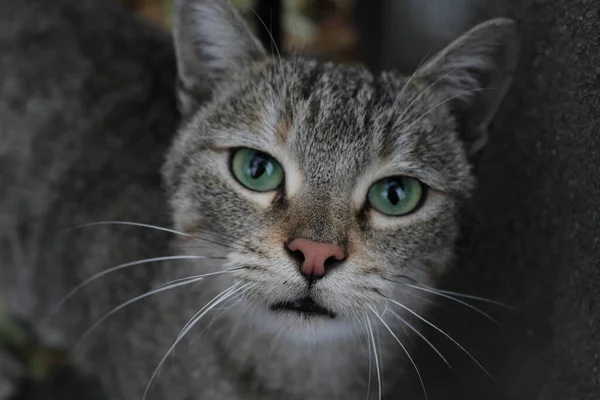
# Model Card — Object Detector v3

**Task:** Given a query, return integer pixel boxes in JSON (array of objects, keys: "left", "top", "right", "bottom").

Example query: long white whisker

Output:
[
  {"left": 375, "top": 323, "right": 385, "bottom": 400},
  {"left": 250, "top": 8, "right": 282, "bottom": 64},
  {"left": 179, "top": 283, "right": 251, "bottom": 352},
  {"left": 363, "top": 316, "right": 372, "bottom": 400},
  {"left": 178, "top": 283, "right": 245, "bottom": 339},
  {"left": 73, "top": 270, "right": 238, "bottom": 351},
  {"left": 191, "top": 231, "right": 257, "bottom": 252},
  {"left": 152, "top": 283, "right": 243, "bottom": 386},
  {"left": 42, "top": 255, "right": 225, "bottom": 324},
  {"left": 387, "top": 309, "right": 450, "bottom": 367},
  {"left": 402, "top": 87, "right": 489, "bottom": 133},
  {"left": 73, "top": 221, "right": 252, "bottom": 250},
  {"left": 411, "top": 285, "right": 510, "bottom": 307},
  {"left": 201, "top": 289, "right": 247, "bottom": 338},
  {"left": 386, "top": 298, "right": 494, "bottom": 380},
  {"left": 392, "top": 48, "right": 435, "bottom": 110},
  {"left": 404, "top": 284, "right": 500, "bottom": 325},
  {"left": 152, "top": 269, "right": 241, "bottom": 291},
  {"left": 397, "top": 286, "right": 446, "bottom": 308},
  {"left": 60, "top": 221, "right": 193, "bottom": 238},
  {"left": 147, "top": 283, "right": 244, "bottom": 396},
  {"left": 61, "top": 220, "right": 250, "bottom": 252},
  {"left": 227, "top": 300, "right": 255, "bottom": 347},
  {"left": 143, "top": 283, "right": 254, "bottom": 400},
  {"left": 394, "top": 67, "right": 460, "bottom": 124},
  {"left": 365, "top": 316, "right": 382, "bottom": 400},
  {"left": 369, "top": 305, "right": 427, "bottom": 400}
]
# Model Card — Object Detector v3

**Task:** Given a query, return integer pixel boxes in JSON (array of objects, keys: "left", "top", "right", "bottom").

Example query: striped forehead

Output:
[{"left": 203, "top": 59, "right": 470, "bottom": 195}]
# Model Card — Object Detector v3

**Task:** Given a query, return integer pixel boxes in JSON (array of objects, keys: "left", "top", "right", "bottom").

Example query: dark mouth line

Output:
[{"left": 270, "top": 297, "right": 336, "bottom": 319}]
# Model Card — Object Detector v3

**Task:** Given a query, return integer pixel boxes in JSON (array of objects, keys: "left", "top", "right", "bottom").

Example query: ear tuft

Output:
[
  {"left": 173, "top": 0, "right": 266, "bottom": 115},
  {"left": 415, "top": 18, "right": 520, "bottom": 155}
]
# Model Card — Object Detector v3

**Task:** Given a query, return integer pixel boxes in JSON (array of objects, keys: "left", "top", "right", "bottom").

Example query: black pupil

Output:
[
  {"left": 385, "top": 180, "right": 405, "bottom": 205},
  {"left": 248, "top": 153, "right": 269, "bottom": 179}
]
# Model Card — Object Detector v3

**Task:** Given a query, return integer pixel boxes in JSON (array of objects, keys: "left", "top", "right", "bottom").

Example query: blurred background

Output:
[
  {"left": 115, "top": 0, "right": 359, "bottom": 63},
  {"left": 113, "top": 0, "right": 524, "bottom": 72}
]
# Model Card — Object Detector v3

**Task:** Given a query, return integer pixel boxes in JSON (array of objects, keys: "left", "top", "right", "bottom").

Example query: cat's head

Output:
[{"left": 163, "top": 0, "right": 518, "bottom": 339}]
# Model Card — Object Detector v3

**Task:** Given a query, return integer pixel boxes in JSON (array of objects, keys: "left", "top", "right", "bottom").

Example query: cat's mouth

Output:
[{"left": 270, "top": 297, "right": 336, "bottom": 319}]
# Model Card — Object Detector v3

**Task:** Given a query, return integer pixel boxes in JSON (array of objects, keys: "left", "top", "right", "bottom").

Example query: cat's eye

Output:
[
  {"left": 231, "top": 148, "right": 284, "bottom": 192},
  {"left": 367, "top": 176, "right": 424, "bottom": 216}
]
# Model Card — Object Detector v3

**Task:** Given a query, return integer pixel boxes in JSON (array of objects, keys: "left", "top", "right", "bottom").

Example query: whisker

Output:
[
  {"left": 143, "top": 283, "right": 254, "bottom": 400},
  {"left": 369, "top": 305, "right": 427, "bottom": 400},
  {"left": 402, "top": 87, "right": 490, "bottom": 133},
  {"left": 146, "top": 283, "right": 244, "bottom": 396},
  {"left": 375, "top": 322, "right": 385, "bottom": 400},
  {"left": 387, "top": 309, "right": 450, "bottom": 368},
  {"left": 394, "top": 66, "right": 461, "bottom": 125},
  {"left": 413, "top": 285, "right": 511, "bottom": 308},
  {"left": 189, "top": 230, "right": 259, "bottom": 253},
  {"left": 360, "top": 314, "right": 371, "bottom": 400},
  {"left": 390, "top": 283, "right": 447, "bottom": 309},
  {"left": 201, "top": 290, "right": 247, "bottom": 338},
  {"left": 152, "top": 283, "right": 244, "bottom": 378},
  {"left": 392, "top": 47, "right": 435, "bottom": 111},
  {"left": 60, "top": 221, "right": 193, "bottom": 238},
  {"left": 226, "top": 300, "right": 258, "bottom": 348},
  {"left": 71, "top": 271, "right": 235, "bottom": 352},
  {"left": 250, "top": 8, "right": 282, "bottom": 64},
  {"left": 365, "top": 316, "right": 382, "bottom": 400},
  {"left": 153, "top": 267, "right": 246, "bottom": 291},
  {"left": 177, "top": 283, "right": 245, "bottom": 337},
  {"left": 385, "top": 298, "right": 494, "bottom": 380},
  {"left": 404, "top": 284, "right": 500, "bottom": 326},
  {"left": 389, "top": 274, "right": 418, "bottom": 284},
  {"left": 384, "top": 277, "right": 461, "bottom": 311},
  {"left": 60, "top": 220, "right": 249, "bottom": 252},
  {"left": 42, "top": 255, "right": 227, "bottom": 324}
]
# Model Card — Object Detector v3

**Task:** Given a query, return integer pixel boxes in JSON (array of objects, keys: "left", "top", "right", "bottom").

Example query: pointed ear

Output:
[
  {"left": 415, "top": 18, "right": 520, "bottom": 155},
  {"left": 173, "top": 0, "right": 266, "bottom": 115}
]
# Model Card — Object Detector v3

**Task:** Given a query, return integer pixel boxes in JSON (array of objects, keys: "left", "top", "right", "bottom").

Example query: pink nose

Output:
[{"left": 287, "top": 238, "right": 345, "bottom": 278}]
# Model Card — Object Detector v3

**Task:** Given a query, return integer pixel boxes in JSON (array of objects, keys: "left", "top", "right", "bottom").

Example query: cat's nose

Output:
[{"left": 286, "top": 238, "right": 346, "bottom": 280}]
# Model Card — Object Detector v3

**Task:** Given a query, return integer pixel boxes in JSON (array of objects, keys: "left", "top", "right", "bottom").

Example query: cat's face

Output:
[{"left": 164, "top": 0, "right": 518, "bottom": 339}]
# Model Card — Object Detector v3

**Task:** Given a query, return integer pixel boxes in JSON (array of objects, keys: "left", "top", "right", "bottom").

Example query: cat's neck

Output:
[{"left": 206, "top": 309, "right": 397, "bottom": 399}]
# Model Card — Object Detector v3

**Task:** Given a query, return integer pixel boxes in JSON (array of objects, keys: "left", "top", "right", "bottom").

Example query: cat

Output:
[{"left": 0, "top": 0, "right": 519, "bottom": 399}]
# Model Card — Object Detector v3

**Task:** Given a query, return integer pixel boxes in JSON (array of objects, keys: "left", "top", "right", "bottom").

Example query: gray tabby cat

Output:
[{"left": 0, "top": 0, "right": 519, "bottom": 398}]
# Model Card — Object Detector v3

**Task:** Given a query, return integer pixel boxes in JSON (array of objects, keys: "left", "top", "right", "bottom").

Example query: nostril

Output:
[
  {"left": 289, "top": 249, "right": 305, "bottom": 263},
  {"left": 285, "top": 241, "right": 305, "bottom": 262},
  {"left": 323, "top": 255, "right": 343, "bottom": 269}
]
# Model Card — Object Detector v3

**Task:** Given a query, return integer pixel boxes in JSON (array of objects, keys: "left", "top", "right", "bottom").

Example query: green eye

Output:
[
  {"left": 367, "top": 176, "right": 424, "bottom": 216},
  {"left": 231, "top": 148, "right": 284, "bottom": 192}
]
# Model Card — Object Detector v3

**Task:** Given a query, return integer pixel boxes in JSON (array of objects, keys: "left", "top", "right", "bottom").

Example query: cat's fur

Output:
[{"left": 0, "top": 0, "right": 518, "bottom": 399}]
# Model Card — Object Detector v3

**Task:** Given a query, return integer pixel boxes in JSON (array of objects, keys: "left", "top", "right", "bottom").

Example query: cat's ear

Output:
[
  {"left": 414, "top": 18, "right": 519, "bottom": 156},
  {"left": 173, "top": 0, "right": 266, "bottom": 114}
]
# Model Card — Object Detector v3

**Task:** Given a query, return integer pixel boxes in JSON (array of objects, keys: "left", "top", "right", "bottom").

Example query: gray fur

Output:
[{"left": 0, "top": 0, "right": 518, "bottom": 399}]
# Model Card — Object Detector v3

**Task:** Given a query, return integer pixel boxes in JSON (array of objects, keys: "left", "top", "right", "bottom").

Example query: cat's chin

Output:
[{"left": 228, "top": 299, "right": 361, "bottom": 343}]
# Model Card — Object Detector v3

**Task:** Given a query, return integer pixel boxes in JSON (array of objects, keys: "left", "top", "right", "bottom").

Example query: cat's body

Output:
[{"left": 0, "top": 0, "right": 518, "bottom": 399}]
